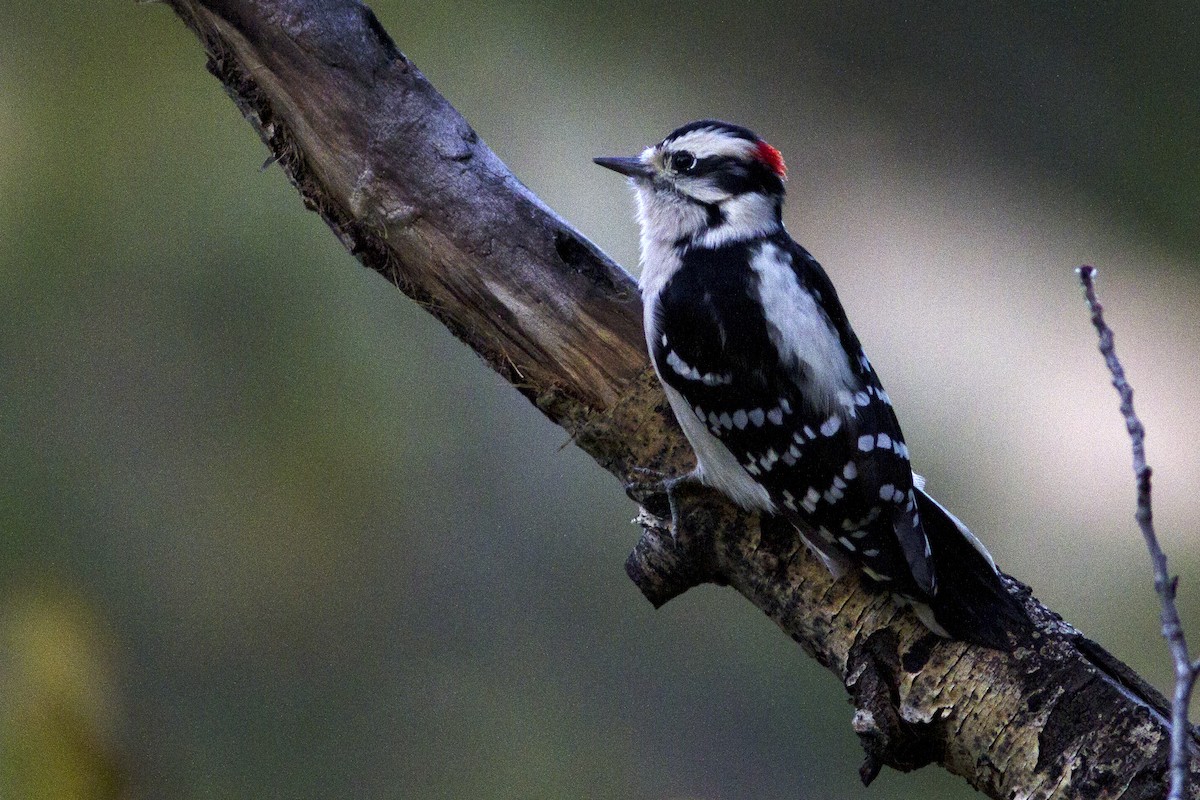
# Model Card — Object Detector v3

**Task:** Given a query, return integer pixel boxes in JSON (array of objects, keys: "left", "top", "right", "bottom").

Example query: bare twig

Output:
[{"left": 1077, "top": 265, "right": 1198, "bottom": 800}]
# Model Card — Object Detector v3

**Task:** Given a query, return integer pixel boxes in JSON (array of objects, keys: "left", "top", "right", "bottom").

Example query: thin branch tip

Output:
[{"left": 1078, "top": 267, "right": 1196, "bottom": 800}]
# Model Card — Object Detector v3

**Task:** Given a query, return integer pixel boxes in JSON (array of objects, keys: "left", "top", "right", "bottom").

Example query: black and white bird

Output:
[{"left": 595, "top": 120, "right": 1029, "bottom": 648}]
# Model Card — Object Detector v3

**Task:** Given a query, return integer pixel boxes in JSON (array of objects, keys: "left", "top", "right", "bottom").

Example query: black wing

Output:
[{"left": 652, "top": 234, "right": 935, "bottom": 598}]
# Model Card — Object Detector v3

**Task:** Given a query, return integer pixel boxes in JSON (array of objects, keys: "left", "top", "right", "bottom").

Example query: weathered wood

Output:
[{"left": 160, "top": 1, "right": 1198, "bottom": 796}]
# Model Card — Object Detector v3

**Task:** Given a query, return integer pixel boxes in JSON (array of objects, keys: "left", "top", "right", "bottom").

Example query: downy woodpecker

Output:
[{"left": 596, "top": 120, "right": 1029, "bottom": 648}]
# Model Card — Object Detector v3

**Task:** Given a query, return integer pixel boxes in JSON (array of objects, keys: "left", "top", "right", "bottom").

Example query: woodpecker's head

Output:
[{"left": 595, "top": 120, "right": 787, "bottom": 247}]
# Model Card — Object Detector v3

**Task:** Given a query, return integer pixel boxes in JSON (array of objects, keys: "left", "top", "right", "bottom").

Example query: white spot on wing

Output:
[
  {"left": 665, "top": 350, "right": 689, "bottom": 378},
  {"left": 733, "top": 409, "right": 748, "bottom": 429},
  {"left": 862, "top": 566, "right": 890, "bottom": 582},
  {"left": 749, "top": 408, "right": 765, "bottom": 427},
  {"left": 858, "top": 435, "right": 874, "bottom": 451},
  {"left": 820, "top": 415, "right": 842, "bottom": 437},
  {"left": 657, "top": 382, "right": 774, "bottom": 513},
  {"left": 701, "top": 371, "right": 732, "bottom": 386},
  {"left": 767, "top": 407, "right": 784, "bottom": 425}
]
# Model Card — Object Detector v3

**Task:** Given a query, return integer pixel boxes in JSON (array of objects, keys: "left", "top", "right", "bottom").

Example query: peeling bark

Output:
[{"left": 157, "top": 1, "right": 1199, "bottom": 796}]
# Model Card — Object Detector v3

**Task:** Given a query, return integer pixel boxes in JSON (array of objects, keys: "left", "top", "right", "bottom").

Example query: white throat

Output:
[{"left": 633, "top": 184, "right": 782, "bottom": 300}]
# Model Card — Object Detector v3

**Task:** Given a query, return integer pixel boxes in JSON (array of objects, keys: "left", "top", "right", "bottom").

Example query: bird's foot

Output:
[{"left": 625, "top": 468, "right": 706, "bottom": 540}]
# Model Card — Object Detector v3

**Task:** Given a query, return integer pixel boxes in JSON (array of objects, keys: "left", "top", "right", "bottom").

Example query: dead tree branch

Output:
[
  {"left": 156, "top": 1, "right": 1198, "bottom": 796},
  {"left": 1078, "top": 266, "right": 1199, "bottom": 800}
]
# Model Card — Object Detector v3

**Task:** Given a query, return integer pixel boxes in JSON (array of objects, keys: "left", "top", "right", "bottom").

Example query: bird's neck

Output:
[{"left": 682, "top": 192, "right": 784, "bottom": 252}]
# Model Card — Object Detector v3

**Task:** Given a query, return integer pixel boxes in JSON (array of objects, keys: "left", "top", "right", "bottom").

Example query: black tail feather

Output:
[{"left": 915, "top": 489, "right": 1034, "bottom": 650}]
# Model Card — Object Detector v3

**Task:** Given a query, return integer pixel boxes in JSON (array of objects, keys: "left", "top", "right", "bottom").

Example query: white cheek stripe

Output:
[{"left": 696, "top": 193, "right": 781, "bottom": 248}]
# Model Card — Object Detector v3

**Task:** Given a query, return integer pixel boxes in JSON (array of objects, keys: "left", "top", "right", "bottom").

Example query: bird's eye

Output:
[{"left": 670, "top": 151, "right": 698, "bottom": 174}]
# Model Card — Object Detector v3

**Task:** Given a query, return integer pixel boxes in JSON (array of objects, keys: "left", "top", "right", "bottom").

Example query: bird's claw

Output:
[{"left": 626, "top": 469, "right": 705, "bottom": 539}]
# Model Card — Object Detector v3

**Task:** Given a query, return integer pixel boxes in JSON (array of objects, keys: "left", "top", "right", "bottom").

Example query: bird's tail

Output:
[{"left": 912, "top": 488, "right": 1034, "bottom": 650}]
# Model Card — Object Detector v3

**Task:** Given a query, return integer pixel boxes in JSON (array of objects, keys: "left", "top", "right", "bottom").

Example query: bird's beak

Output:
[{"left": 593, "top": 156, "right": 655, "bottom": 179}]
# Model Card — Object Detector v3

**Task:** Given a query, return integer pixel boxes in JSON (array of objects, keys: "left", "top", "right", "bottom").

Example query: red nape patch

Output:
[{"left": 755, "top": 140, "right": 787, "bottom": 179}]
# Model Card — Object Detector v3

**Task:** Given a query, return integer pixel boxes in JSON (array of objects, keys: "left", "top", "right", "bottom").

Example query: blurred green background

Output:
[{"left": 2, "top": 2, "right": 1199, "bottom": 798}]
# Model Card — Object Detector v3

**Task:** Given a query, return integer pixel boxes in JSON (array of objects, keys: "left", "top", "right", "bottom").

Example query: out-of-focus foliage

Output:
[
  {"left": 1, "top": 2, "right": 1197, "bottom": 799},
  {"left": 0, "top": 589, "right": 124, "bottom": 800}
]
